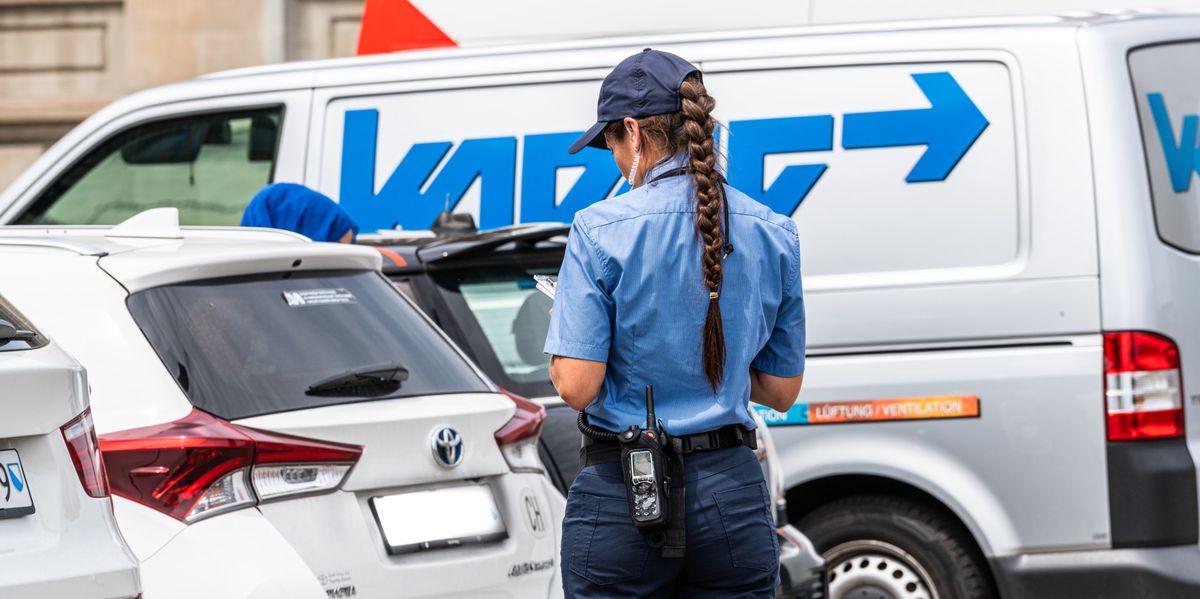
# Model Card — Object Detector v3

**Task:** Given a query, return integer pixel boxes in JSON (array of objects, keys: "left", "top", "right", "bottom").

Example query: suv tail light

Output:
[
  {"left": 61, "top": 408, "right": 109, "bottom": 498},
  {"left": 1104, "top": 331, "right": 1185, "bottom": 441},
  {"left": 495, "top": 390, "right": 546, "bottom": 473},
  {"left": 100, "top": 409, "right": 361, "bottom": 523}
]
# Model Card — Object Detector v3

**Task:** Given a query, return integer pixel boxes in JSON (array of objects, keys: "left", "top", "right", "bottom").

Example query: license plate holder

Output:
[
  {"left": 370, "top": 484, "right": 507, "bottom": 555},
  {"left": 0, "top": 449, "right": 35, "bottom": 519}
]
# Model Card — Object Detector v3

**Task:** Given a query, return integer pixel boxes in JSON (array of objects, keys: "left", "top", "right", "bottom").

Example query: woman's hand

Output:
[
  {"left": 549, "top": 355, "right": 607, "bottom": 411},
  {"left": 749, "top": 369, "right": 803, "bottom": 413}
]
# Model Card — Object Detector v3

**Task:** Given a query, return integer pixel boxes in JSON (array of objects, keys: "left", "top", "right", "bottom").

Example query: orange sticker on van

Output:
[{"left": 754, "top": 395, "right": 980, "bottom": 426}]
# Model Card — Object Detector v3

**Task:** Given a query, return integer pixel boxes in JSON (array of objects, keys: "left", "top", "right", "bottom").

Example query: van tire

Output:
[{"left": 798, "top": 494, "right": 996, "bottom": 599}]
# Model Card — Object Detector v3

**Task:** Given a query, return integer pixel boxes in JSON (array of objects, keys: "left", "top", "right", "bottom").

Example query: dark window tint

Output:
[
  {"left": 431, "top": 262, "right": 560, "bottom": 398},
  {"left": 0, "top": 295, "right": 47, "bottom": 352},
  {"left": 127, "top": 270, "right": 490, "bottom": 420},
  {"left": 18, "top": 108, "right": 282, "bottom": 226}
]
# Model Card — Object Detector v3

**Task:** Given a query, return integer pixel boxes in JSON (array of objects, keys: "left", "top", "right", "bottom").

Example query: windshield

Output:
[
  {"left": 128, "top": 270, "right": 490, "bottom": 420},
  {"left": 432, "top": 263, "right": 559, "bottom": 398}
]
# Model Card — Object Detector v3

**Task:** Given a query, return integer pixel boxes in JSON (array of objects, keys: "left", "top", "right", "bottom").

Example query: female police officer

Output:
[{"left": 544, "top": 49, "right": 806, "bottom": 598}]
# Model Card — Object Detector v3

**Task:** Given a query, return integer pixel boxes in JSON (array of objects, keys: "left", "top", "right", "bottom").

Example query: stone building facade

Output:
[{"left": 0, "top": 0, "right": 364, "bottom": 189}]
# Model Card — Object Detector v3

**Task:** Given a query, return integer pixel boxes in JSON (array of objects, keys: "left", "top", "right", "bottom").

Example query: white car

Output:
[
  {"left": 0, "top": 209, "right": 563, "bottom": 599},
  {"left": 0, "top": 295, "right": 140, "bottom": 598}
]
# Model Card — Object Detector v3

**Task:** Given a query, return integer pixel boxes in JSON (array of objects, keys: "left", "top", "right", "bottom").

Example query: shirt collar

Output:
[{"left": 642, "top": 153, "right": 689, "bottom": 186}]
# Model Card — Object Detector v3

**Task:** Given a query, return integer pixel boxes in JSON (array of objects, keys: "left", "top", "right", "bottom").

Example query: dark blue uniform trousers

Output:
[{"left": 561, "top": 445, "right": 779, "bottom": 598}]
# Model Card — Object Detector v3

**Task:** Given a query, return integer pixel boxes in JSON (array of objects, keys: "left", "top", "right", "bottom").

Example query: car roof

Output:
[{"left": 0, "top": 209, "right": 382, "bottom": 293}]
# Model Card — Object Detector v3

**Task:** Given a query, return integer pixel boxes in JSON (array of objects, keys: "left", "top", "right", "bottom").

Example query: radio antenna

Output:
[{"left": 645, "top": 385, "right": 656, "bottom": 430}]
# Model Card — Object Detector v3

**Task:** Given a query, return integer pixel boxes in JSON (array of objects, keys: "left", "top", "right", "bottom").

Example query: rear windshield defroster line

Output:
[{"left": 127, "top": 270, "right": 490, "bottom": 420}]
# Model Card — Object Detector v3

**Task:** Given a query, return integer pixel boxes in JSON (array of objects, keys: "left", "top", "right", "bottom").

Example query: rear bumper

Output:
[
  {"left": 777, "top": 524, "right": 828, "bottom": 599},
  {"left": 992, "top": 545, "right": 1200, "bottom": 598}
]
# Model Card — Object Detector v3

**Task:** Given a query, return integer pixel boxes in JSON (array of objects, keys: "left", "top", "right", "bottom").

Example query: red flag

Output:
[{"left": 357, "top": 0, "right": 456, "bottom": 55}]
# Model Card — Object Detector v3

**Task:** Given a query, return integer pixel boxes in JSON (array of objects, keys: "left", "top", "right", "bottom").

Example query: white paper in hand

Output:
[{"left": 533, "top": 275, "right": 557, "bottom": 299}]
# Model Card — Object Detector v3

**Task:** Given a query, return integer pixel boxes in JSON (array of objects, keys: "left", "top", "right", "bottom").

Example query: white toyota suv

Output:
[
  {"left": 0, "top": 295, "right": 140, "bottom": 598},
  {"left": 0, "top": 209, "right": 563, "bottom": 598}
]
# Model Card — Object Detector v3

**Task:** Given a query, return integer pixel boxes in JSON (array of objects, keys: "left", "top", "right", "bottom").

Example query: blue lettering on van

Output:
[
  {"left": 1147, "top": 93, "right": 1200, "bottom": 193},
  {"left": 520, "top": 132, "right": 625, "bottom": 223},
  {"left": 843, "top": 72, "right": 989, "bottom": 183},
  {"left": 338, "top": 71, "right": 985, "bottom": 229},
  {"left": 6, "top": 463, "right": 21, "bottom": 493},
  {"left": 727, "top": 115, "right": 832, "bottom": 215},
  {"left": 340, "top": 109, "right": 517, "bottom": 231}
]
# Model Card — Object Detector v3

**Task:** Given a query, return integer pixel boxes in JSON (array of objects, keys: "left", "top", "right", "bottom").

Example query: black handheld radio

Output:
[{"left": 619, "top": 385, "right": 670, "bottom": 529}]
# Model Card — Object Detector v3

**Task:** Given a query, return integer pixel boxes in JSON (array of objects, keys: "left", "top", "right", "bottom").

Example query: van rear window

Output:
[
  {"left": 127, "top": 270, "right": 490, "bottom": 420},
  {"left": 1130, "top": 42, "right": 1200, "bottom": 253}
]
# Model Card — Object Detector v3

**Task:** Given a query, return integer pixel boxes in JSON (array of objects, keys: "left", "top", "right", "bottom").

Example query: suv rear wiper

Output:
[{"left": 305, "top": 362, "right": 410, "bottom": 397}]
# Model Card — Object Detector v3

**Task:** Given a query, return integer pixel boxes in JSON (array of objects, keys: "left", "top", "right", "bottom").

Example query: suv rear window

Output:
[
  {"left": 1130, "top": 41, "right": 1200, "bottom": 253},
  {"left": 127, "top": 270, "right": 490, "bottom": 420},
  {"left": 432, "top": 264, "right": 558, "bottom": 398}
]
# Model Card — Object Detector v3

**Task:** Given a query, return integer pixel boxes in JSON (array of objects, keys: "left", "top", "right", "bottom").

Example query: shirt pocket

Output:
[{"left": 713, "top": 482, "right": 779, "bottom": 572}]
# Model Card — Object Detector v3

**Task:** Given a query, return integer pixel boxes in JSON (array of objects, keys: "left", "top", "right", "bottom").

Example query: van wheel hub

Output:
[{"left": 826, "top": 540, "right": 938, "bottom": 599}]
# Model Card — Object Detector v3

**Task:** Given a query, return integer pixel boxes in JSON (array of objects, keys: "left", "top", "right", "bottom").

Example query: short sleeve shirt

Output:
[{"left": 544, "top": 153, "right": 805, "bottom": 435}]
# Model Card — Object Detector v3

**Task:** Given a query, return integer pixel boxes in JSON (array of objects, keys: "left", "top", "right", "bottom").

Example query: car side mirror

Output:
[{"left": 0, "top": 319, "right": 35, "bottom": 343}]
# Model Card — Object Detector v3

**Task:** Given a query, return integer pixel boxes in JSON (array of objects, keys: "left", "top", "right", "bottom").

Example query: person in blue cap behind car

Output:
[
  {"left": 545, "top": 49, "right": 806, "bottom": 597},
  {"left": 241, "top": 183, "right": 359, "bottom": 243}
]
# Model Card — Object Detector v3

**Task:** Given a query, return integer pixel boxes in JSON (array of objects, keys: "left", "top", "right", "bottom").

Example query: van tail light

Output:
[
  {"left": 1104, "top": 331, "right": 1185, "bottom": 441},
  {"left": 99, "top": 409, "right": 361, "bottom": 523},
  {"left": 61, "top": 408, "right": 110, "bottom": 498},
  {"left": 495, "top": 389, "right": 546, "bottom": 473}
]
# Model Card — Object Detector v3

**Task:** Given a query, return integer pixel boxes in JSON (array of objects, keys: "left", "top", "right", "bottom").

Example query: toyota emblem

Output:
[{"left": 431, "top": 427, "right": 464, "bottom": 468}]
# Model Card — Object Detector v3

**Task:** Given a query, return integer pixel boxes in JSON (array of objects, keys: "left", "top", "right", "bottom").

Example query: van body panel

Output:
[
  {"left": 805, "top": 277, "right": 1100, "bottom": 351},
  {"left": 1081, "top": 18, "right": 1200, "bottom": 548},
  {"left": 774, "top": 339, "right": 1108, "bottom": 556}
]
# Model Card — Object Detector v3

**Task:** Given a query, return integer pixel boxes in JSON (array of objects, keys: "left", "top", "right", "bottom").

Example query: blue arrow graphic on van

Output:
[
  {"left": 6, "top": 464, "right": 22, "bottom": 492},
  {"left": 841, "top": 72, "right": 988, "bottom": 182}
]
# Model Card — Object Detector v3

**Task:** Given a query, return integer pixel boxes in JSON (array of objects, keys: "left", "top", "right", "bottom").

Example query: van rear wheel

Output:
[{"left": 797, "top": 494, "right": 996, "bottom": 599}]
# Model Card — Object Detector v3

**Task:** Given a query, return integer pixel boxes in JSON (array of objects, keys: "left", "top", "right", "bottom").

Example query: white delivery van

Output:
[{"left": 2, "top": 10, "right": 1200, "bottom": 598}]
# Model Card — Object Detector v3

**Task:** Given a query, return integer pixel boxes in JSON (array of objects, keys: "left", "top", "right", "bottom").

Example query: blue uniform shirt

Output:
[{"left": 544, "top": 153, "right": 806, "bottom": 436}]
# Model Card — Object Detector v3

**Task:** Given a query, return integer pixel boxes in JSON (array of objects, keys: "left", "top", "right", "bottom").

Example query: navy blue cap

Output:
[{"left": 568, "top": 49, "right": 701, "bottom": 154}]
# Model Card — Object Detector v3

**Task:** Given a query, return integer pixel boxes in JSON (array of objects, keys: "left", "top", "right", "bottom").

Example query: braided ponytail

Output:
[
  {"left": 600, "top": 73, "right": 726, "bottom": 390},
  {"left": 678, "top": 74, "right": 726, "bottom": 391}
]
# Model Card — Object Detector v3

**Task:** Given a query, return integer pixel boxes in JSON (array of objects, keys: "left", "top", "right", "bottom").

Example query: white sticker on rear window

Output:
[{"left": 282, "top": 288, "right": 357, "bottom": 307}]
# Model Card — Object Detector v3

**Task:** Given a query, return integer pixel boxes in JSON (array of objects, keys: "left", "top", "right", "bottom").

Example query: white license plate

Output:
[
  {"left": 370, "top": 485, "right": 507, "bottom": 555},
  {"left": 0, "top": 449, "right": 34, "bottom": 519}
]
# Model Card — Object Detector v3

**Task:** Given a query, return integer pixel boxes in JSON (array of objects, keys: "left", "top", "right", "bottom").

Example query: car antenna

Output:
[{"left": 430, "top": 193, "right": 478, "bottom": 236}]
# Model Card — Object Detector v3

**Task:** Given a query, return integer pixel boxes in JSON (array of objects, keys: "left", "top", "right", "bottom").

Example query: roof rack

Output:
[{"left": 0, "top": 237, "right": 108, "bottom": 256}]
